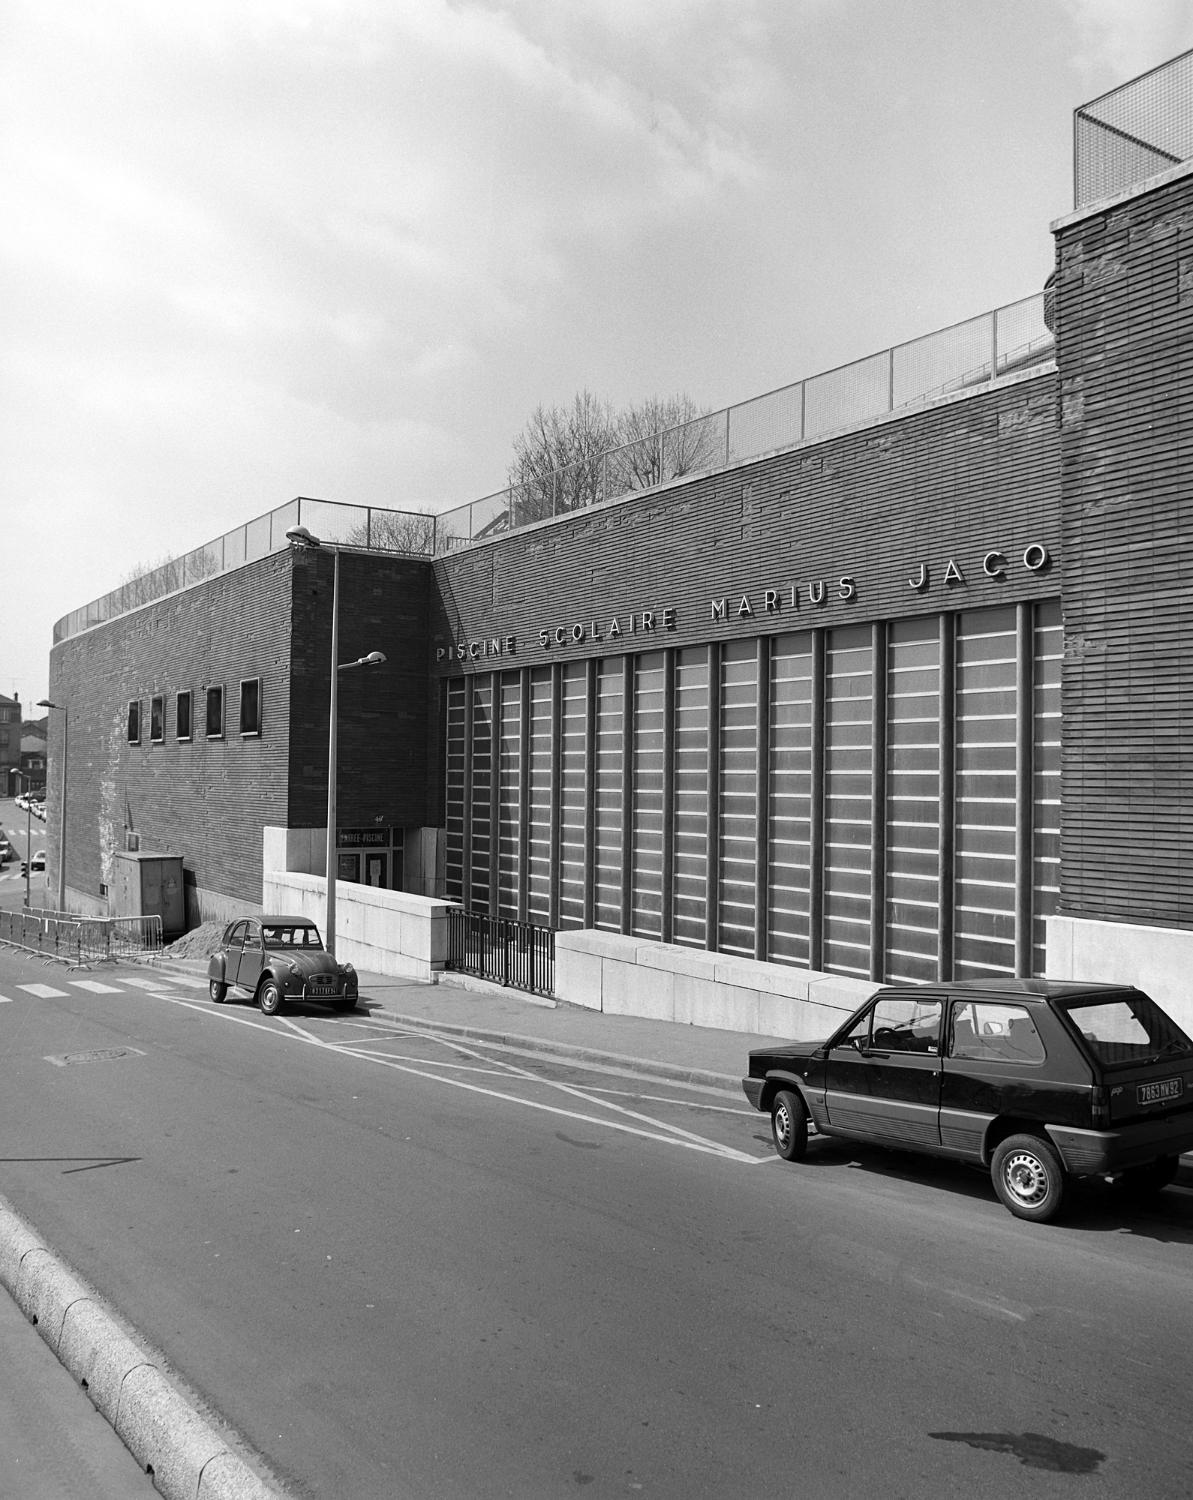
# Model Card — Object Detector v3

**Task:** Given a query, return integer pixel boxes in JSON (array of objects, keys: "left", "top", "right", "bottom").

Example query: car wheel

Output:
[
  {"left": 770, "top": 1088, "right": 809, "bottom": 1163},
  {"left": 258, "top": 979, "right": 283, "bottom": 1016},
  {"left": 208, "top": 978, "right": 227, "bottom": 1003},
  {"left": 1117, "top": 1155, "right": 1180, "bottom": 1197},
  {"left": 991, "top": 1134, "right": 1067, "bottom": 1222}
]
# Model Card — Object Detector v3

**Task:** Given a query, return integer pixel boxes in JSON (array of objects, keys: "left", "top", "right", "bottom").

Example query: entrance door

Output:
[{"left": 365, "top": 853, "right": 387, "bottom": 888}]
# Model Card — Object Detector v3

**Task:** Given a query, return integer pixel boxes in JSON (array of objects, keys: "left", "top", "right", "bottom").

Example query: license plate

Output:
[
  {"left": 308, "top": 981, "right": 336, "bottom": 995},
  {"left": 1137, "top": 1077, "right": 1182, "bottom": 1105}
]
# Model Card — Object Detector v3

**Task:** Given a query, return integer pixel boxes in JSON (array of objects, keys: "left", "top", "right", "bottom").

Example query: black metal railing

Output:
[{"left": 446, "top": 910, "right": 555, "bottom": 997}]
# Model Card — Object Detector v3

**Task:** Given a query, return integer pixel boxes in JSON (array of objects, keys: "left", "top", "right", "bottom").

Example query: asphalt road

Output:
[{"left": 1, "top": 945, "right": 1192, "bottom": 1499}]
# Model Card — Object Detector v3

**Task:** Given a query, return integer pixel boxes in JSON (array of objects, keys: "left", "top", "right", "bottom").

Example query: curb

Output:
[
  {"left": 0, "top": 1195, "right": 282, "bottom": 1500},
  {"left": 362, "top": 1002, "right": 745, "bottom": 1095},
  {"left": 151, "top": 958, "right": 745, "bottom": 1098}
]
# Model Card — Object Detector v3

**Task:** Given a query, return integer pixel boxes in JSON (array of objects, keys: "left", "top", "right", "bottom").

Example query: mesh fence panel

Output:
[
  {"left": 893, "top": 312, "right": 993, "bottom": 405},
  {"left": 727, "top": 386, "right": 802, "bottom": 462},
  {"left": 1075, "top": 48, "right": 1193, "bottom": 207},
  {"left": 804, "top": 349, "right": 892, "bottom": 439}
]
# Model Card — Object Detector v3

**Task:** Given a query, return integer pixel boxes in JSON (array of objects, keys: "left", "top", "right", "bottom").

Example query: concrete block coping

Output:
[{"left": 0, "top": 1194, "right": 281, "bottom": 1500}]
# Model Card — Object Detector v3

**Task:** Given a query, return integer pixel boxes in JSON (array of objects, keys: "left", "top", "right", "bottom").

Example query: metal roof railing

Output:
[
  {"left": 53, "top": 293, "right": 1053, "bottom": 644},
  {"left": 1075, "top": 47, "right": 1193, "bottom": 209}
]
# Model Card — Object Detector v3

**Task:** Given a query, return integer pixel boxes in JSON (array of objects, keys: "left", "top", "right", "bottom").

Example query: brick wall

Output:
[
  {"left": 287, "top": 546, "right": 433, "bottom": 830},
  {"left": 432, "top": 373, "right": 1062, "bottom": 671},
  {"left": 1053, "top": 166, "right": 1193, "bottom": 928},
  {"left": 48, "top": 547, "right": 434, "bottom": 916}
]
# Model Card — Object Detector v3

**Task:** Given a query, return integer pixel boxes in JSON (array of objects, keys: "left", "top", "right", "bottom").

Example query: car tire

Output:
[
  {"left": 991, "top": 1134, "right": 1067, "bottom": 1222},
  {"left": 208, "top": 978, "right": 227, "bottom": 1003},
  {"left": 1117, "top": 1155, "right": 1180, "bottom": 1197},
  {"left": 258, "top": 979, "right": 283, "bottom": 1016},
  {"left": 770, "top": 1088, "right": 809, "bottom": 1163}
]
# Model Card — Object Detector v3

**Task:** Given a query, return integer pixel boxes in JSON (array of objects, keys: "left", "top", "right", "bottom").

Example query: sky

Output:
[{"left": 5, "top": 0, "right": 1193, "bottom": 712}]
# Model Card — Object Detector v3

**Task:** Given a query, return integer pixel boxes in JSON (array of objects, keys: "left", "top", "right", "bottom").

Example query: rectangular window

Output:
[
  {"left": 176, "top": 690, "right": 192, "bottom": 741},
  {"left": 150, "top": 695, "right": 164, "bottom": 743},
  {"left": 206, "top": 686, "right": 224, "bottom": 739},
  {"left": 127, "top": 700, "right": 141, "bottom": 744},
  {"left": 239, "top": 677, "right": 261, "bottom": 737}
]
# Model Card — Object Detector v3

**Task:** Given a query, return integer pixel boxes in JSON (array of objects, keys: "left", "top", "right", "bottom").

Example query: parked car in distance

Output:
[
  {"left": 20, "top": 850, "right": 46, "bottom": 875},
  {"left": 207, "top": 915, "right": 358, "bottom": 1015},
  {"left": 743, "top": 978, "right": 1193, "bottom": 1222}
]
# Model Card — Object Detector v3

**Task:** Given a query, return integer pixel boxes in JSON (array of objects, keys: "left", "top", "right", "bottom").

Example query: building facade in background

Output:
[{"left": 45, "top": 53, "right": 1193, "bottom": 1018}]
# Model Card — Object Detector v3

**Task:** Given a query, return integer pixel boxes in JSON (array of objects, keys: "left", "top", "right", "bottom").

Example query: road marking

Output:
[
  {"left": 17, "top": 983, "right": 67, "bottom": 998},
  {"left": 0, "top": 995, "right": 12, "bottom": 1004},
  {"left": 155, "top": 993, "right": 760, "bottom": 1164},
  {"left": 69, "top": 980, "right": 124, "bottom": 994},
  {"left": 118, "top": 975, "right": 184, "bottom": 990}
]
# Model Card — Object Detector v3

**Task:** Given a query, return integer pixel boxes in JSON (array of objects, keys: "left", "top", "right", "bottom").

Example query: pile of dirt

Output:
[{"left": 162, "top": 921, "right": 225, "bottom": 959}]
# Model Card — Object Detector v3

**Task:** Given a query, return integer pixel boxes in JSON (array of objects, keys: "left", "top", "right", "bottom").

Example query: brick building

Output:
[
  {"left": 45, "top": 52, "right": 1193, "bottom": 1026},
  {"left": 0, "top": 692, "right": 21, "bottom": 793}
]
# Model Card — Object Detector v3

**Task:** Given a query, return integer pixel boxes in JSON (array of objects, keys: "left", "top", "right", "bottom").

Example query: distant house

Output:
[
  {"left": 0, "top": 692, "right": 21, "bottom": 793},
  {"left": 19, "top": 732, "right": 47, "bottom": 791}
]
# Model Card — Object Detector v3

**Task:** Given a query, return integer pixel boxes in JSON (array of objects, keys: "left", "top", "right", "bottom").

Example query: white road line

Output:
[
  {"left": 0, "top": 995, "right": 12, "bottom": 1004},
  {"left": 69, "top": 980, "right": 124, "bottom": 994},
  {"left": 155, "top": 993, "right": 760, "bottom": 1164},
  {"left": 119, "top": 975, "right": 184, "bottom": 990},
  {"left": 17, "top": 983, "right": 68, "bottom": 999}
]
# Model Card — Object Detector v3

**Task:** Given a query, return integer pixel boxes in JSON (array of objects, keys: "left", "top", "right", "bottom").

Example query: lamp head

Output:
[{"left": 285, "top": 525, "right": 321, "bottom": 549}]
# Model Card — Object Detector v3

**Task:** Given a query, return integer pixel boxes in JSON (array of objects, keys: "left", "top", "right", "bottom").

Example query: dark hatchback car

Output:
[
  {"left": 743, "top": 979, "right": 1193, "bottom": 1221},
  {"left": 208, "top": 916, "right": 358, "bottom": 1016}
]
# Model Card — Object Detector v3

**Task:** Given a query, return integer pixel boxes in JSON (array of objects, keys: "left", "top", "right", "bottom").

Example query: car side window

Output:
[
  {"left": 950, "top": 1003, "right": 1045, "bottom": 1063},
  {"left": 869, "top": 997, "right": 943, "bottom": 1054},
  {"left": 227, "top": 921, "right": 246, "bottom": 950},
  {"left": 245, "top": 921, "right": 263, "bottom": 950}
]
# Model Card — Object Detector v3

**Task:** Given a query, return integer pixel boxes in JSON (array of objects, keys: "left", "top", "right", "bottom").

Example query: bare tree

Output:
[
  {"left": 607, "top": 393, "right": 723, "bottom": 492},
  {"left": 507, "top": 389, "right": 620, "bottom": 525},
  {"left": 507, "top": 389, "right": 718, "bottom": 526},
  {"left": 118, "top": 547, "right": 221, "bottom": 610},
  {"left": 342, "top": 508, "right": 436, "bottom": 555}
]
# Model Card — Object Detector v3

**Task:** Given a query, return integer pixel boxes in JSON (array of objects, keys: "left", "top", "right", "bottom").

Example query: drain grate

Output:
[{"left": 44, "top": 1046, "right": 147, "bottom": 1067}]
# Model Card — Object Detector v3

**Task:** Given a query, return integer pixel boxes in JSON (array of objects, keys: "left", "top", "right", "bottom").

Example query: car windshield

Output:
[
  {"left": 262, "top": 925, "right": 323, "bottom": 950},
  {"left": 1059, "top": 991, "right": 1193, "bottom": 1068}
]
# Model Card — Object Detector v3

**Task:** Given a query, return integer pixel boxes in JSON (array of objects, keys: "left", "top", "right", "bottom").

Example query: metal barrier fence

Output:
[
  {"left": 0, "top": 910, "right": 164, "bottom": 967},
  {"left": 446, "top": 910, "right": 555, "bottom": 998},
  {"left": 1075, "top": 48, "right": 1193, "bottom": 209},
  {"left": 52, "top": 293, "right": 1052, "bottom": 645}
]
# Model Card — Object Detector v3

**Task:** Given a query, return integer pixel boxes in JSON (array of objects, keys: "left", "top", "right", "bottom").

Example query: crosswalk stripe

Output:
[
  {"left": 69, "top": 980, "right": 124, "bottom": 994},
  {"left": 0, "top": 996, "right": 12, "bottom": 1004},
  {"left": 119, "top": 975, "right": 182, "bottom": 990},
  {"left": 17, "top": 984, "right": 67, "bottom": 998}
]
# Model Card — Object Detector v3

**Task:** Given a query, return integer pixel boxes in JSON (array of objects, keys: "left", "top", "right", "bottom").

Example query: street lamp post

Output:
[
  {"left": 36, "top": 699, "right": 67, "bottom": 913},
  {"left": 285, "top": 526, "right": 385, "bottom": 956}
]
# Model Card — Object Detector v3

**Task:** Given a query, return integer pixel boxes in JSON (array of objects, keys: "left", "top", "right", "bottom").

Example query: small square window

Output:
[
  {"left": 176, "top": 690, "right": 192, "bottom": 741},
  {"left": 150, "top": 695, "right": 164, "bottom": 743},
  {"left": 206, "top": 685, "right": 224, "bottom": 739},
  {"left": 127, "top": 700, "right": 141, "bottom": 744},
  {"left": 239, "top": 677, "right": 261, "bottom": 737}
]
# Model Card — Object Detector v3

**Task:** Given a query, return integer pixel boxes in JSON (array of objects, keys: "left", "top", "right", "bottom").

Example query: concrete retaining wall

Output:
[
  {"left": 1048, "top": 915, "right": 1193, "bottom": 1036},
  {"left": 261, "top": 868, "right": 454, "bottom": 981},
  {"left": 555, "top": 931, "right": 879, "bottom": 1038}
]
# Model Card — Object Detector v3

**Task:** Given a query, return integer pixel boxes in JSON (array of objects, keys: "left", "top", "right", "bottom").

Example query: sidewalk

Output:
[{"left": 159, "top": 954, "right": 774, "bottom": 1095}]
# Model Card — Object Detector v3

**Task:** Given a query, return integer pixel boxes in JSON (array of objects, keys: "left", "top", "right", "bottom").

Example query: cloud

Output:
[{"left": 1059, "top": 0, "right": 1193, "bottom": 79}]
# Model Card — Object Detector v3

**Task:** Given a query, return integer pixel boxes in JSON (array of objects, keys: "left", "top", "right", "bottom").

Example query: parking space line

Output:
[{"left": 153, "top": 991, "right": 760, "bottom": 1164}]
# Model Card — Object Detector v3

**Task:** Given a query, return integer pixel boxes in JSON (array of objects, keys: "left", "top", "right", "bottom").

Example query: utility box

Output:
[{"left": 111, "top": 851, "right": 186, "bottom": 937}]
